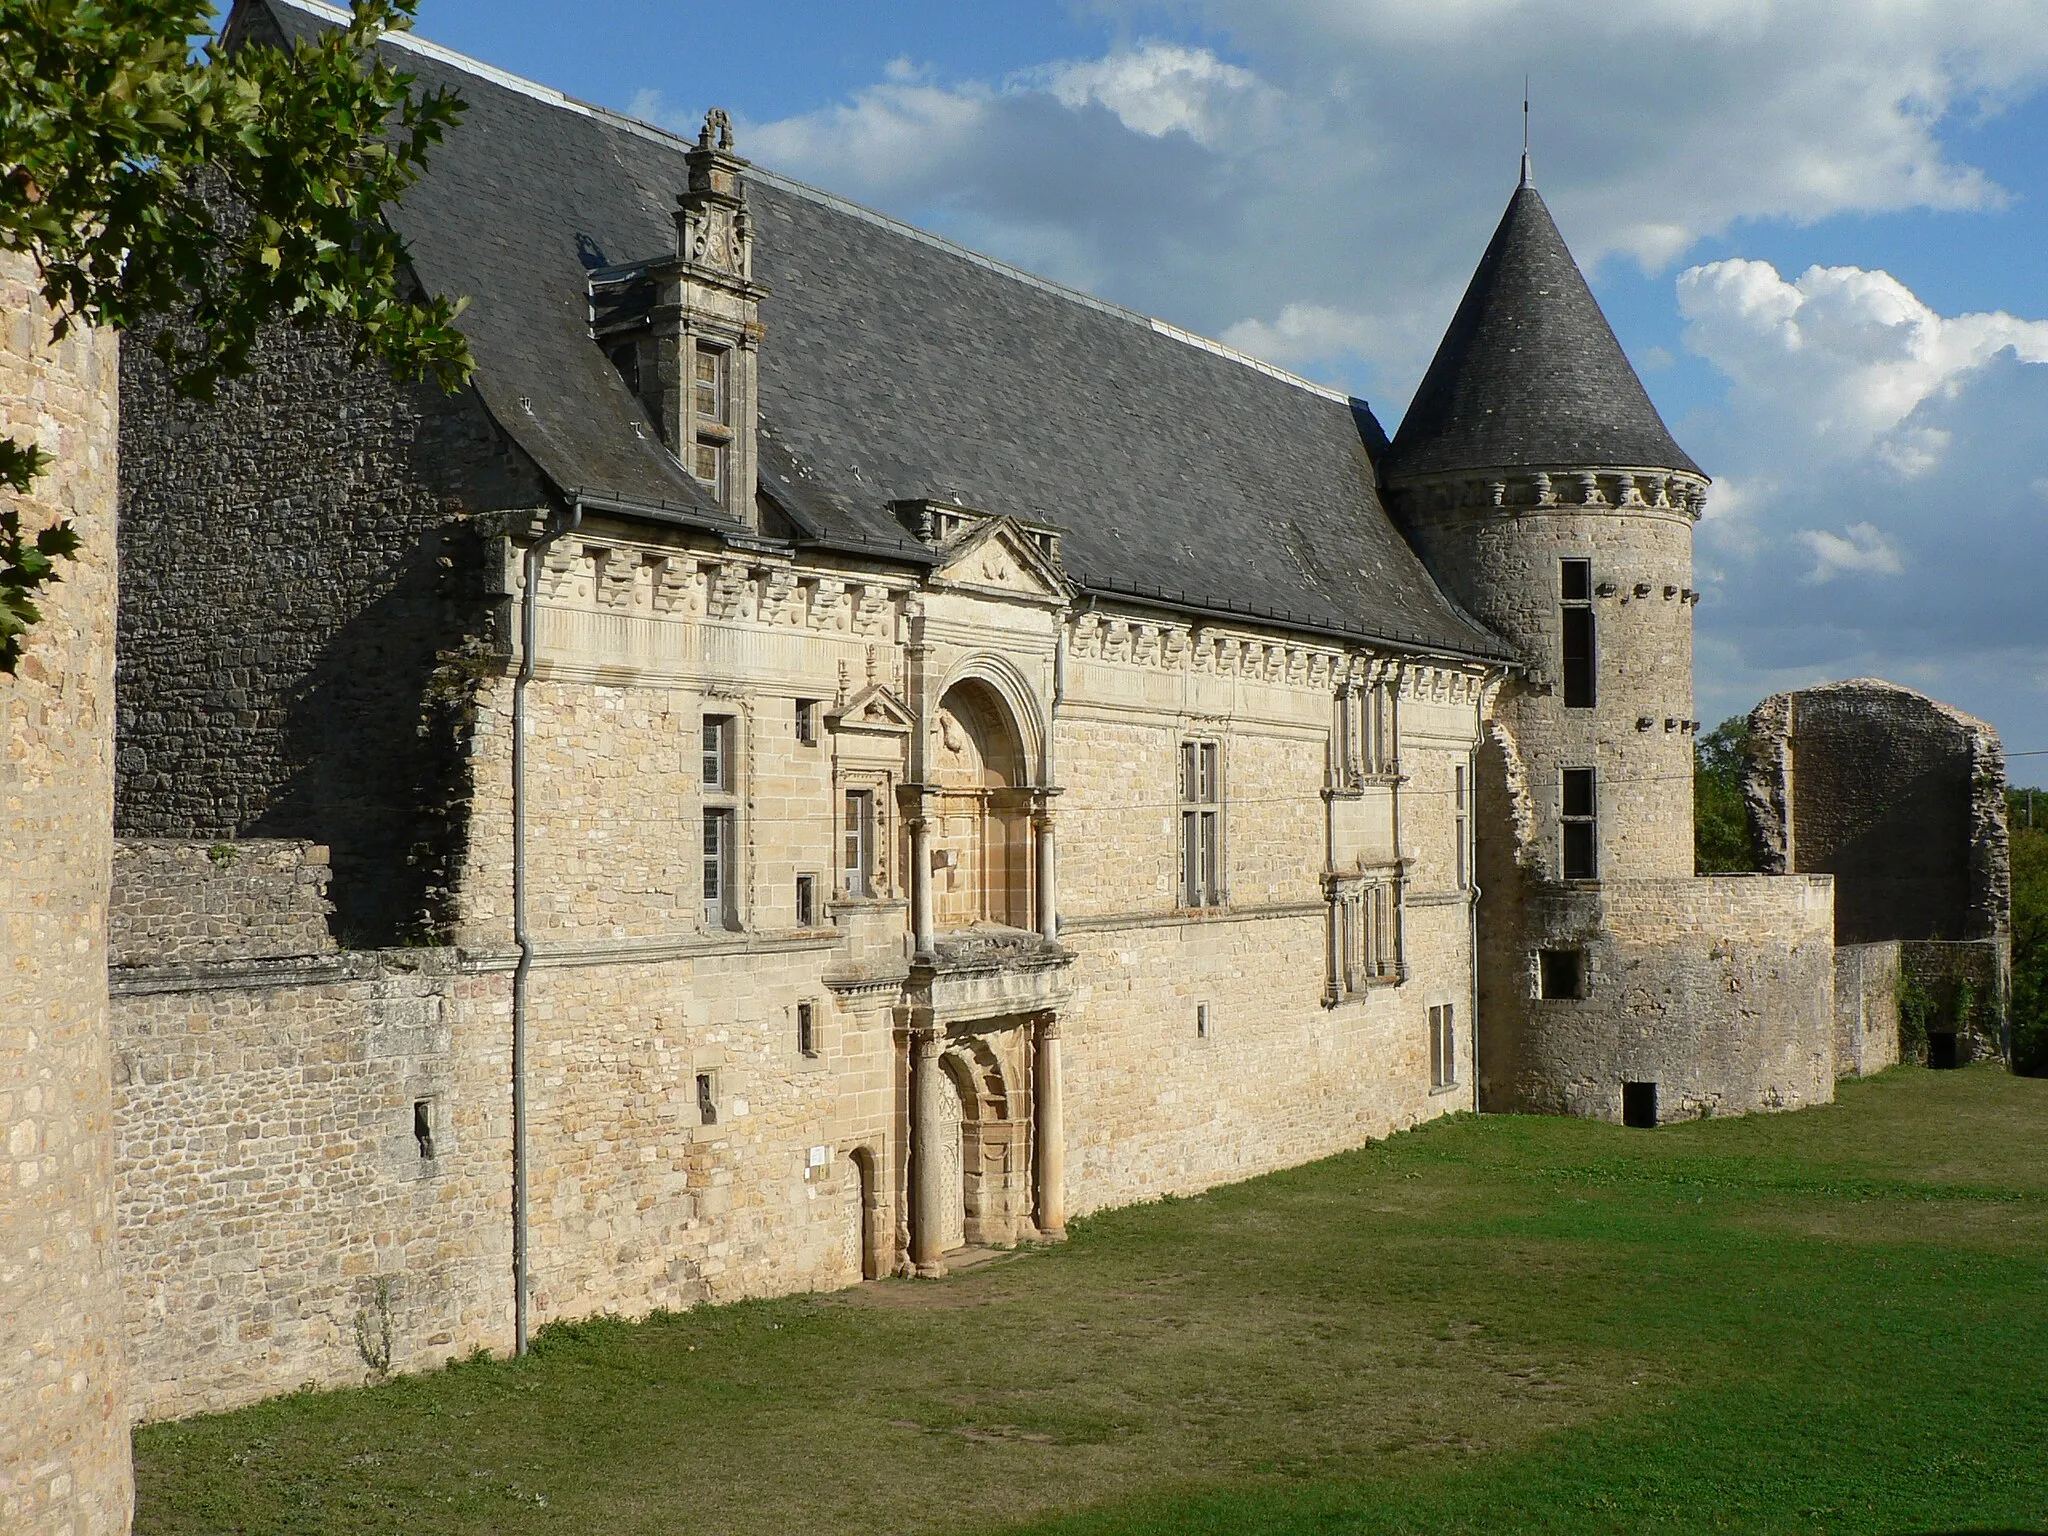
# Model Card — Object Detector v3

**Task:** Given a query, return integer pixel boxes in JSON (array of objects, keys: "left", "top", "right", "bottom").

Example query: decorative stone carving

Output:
[
  {"left": 854, "top": 583, "right": 893, "bottom": 637},
  {"left": 709, "top": 560, "right": 753, "bottom": 621}
]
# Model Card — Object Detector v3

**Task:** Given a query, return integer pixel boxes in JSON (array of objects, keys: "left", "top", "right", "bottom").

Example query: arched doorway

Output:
[
  {"left": 931, "top": 681, "right": 1034, "bottom": 931},
  {"left": 845, "top": 1145, "right": 882, "bottom": 1281}
]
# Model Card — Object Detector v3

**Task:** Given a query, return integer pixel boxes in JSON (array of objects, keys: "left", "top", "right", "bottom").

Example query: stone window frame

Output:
[
  {"left": 832, "top": 766, "right": 894, "bottom": 905},
  {"left": 1428, "top": 1003, "right": 1457, "bottom": 1091},
  {"left": 701, "top": 708, "right": 744, "bottom": 931},
  {"left": 690, "top": 340, "right": 733, "bottom": 497},
  {"left": 1561, "top": 557, "right": 1596, "bottom": 709},
  {"left": 1334, "top": 679, "right": 1398, "bottom": 784},
  {"left": 1325, "top": 868, "right": 1405, "bottom": 1003},
  {"left": 1560, "top": 765, "right": 1598, "bottom": 881},
  {"left": 1178, "top": 737, "right": 1225, "bottom": 909},
  {"left": 1454, "top": 762, "right": 1470, "bottom": 891}
]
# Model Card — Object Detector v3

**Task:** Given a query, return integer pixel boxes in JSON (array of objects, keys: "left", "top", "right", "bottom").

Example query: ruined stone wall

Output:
[
  {"left": 1477, "top": 873, "right": 1835, "bottom": 1121},
  {"left": 1748, "top": 679, "right": 2010, "bottom": 946},
  {"left": 117, "top": 321, "right": 548, "bottom": 944},
  {"left": 111, "top": 953, "right": 507, "bottom": 1422},
  {"left": 110, "top": 838, "right": 335, "bottom": 966},
  {"left": 0, "top": 251, "right": 132, "bottom": 1535},
  {"left": 1834, "top": 941, "right": 1902, "bottom": 1079}
]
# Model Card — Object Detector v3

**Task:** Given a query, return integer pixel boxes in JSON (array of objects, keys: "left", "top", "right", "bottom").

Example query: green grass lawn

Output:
[{"left": 134, "top": 1066, "right": 2048, "bottom": 1535}]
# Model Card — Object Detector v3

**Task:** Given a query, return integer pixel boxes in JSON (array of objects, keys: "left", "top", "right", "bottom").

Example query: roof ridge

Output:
[{"left": 268, "top": 0, "right": 1352, "bottom": 408}]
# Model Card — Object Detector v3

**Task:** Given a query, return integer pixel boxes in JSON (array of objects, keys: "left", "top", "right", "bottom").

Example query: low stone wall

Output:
[
  {"left": 1493, "top": 874, "right": 1836, "bottom": 1122},
  {"left": 1834, "top": 941, "right": 1901, "bottom": 1079},
  {"left": 111, "top": 953, "right": 508, "bottom": 1422},
  {"left": 111, "top": 839, "right": 335, "bottom": 967}
]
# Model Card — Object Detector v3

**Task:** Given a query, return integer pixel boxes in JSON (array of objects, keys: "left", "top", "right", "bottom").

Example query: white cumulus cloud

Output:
[
  {"left": 1798, "top": 523, "right": 1906, "bottom": 582},
  {"left": 1678, "top": 258, "right": 2048, "bottom": 467}
]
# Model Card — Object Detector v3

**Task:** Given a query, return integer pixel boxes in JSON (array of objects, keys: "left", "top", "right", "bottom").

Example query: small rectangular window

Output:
[
  {"left": 842, "top": 789, "right": 874, "bottom": 898},
  {"left": 1539, "top": 948, "right": 1586, "bottom": 1000},
  {"left": 701, "top": 715, "right": 732, "bottom": 790},
  {"left": 1429, "top": 1005, "right": 1456, "bottom": 1089},
  {"left": 1196, "top": 1002, "right": 1212, "bottom": 1040},
  {"left": 1561, "top": 557, "right": 1592, "bottom": 602},
  {"left": 1561, "top": 767, "right": 1597, "bottom": 880},
  {"left": 696, "top": 1072, "right": 718, "bottom": 1127},
  {"left": 795, "top": 873, "right": 816, "bottom": 928},
  {"left": 413, "top": 1099, "right": 435, "bottom": 1159},
  {"left": 795, "top": 698, "right": 819, "bottom": 746},
  {"left": 1179, "top": 740, "right": 1222, "bottom": 908},
  {"left": 703, "top": 809, "right": 734, "bottom": 929},
  {"left": 797, "top": 1002, "right": 818, "bottom": 1059}
]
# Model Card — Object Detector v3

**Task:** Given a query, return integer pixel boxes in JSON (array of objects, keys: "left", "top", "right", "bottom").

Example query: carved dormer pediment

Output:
[
  {"left": 908, "top": 503, "right": 1072, "bottom": 607},
  {"left": 827, "top": 683, "right": 917, "bottom": 737}
]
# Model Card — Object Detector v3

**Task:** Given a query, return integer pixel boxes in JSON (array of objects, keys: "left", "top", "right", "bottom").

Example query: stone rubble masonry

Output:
[
  {"left": 110, "top": 838, "right": 336, "bottom": 967},
  {"left": 111, "top": 949, "right": 506, "bottom": 1422},
  {"left": 0, "top": 249, "right": 133, "bottom": 1535},
  {"left": 1480, "top": 873, "right": 1837, "bottom": 1121},
  {"left": 117, "top": 316, "right": 548, "bottom": 946}
]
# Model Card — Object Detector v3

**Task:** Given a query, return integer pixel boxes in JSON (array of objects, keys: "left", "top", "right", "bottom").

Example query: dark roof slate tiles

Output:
[
  {"left": 256, "top": 0, "right": 1510, "bottom": 659},
  {"left": 1383, "top": 183, "right": 1702, "bottom": 482}
]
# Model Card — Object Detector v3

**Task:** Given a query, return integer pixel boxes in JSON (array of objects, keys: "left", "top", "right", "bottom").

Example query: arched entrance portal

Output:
[
  {"left": 941, "top": 1034, "right": 1034, "bottom": 1250},
  {"left": 931, "top": 681, "right": 1034, "bottom": 931}
]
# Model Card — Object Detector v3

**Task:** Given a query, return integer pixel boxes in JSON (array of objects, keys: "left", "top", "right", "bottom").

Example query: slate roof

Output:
[
  {"left": 252, "top": 0, "right": 1510, "bottom": 661},
  {"left": 1382, "top": 180, "right": 1702, "bottom": 482}
]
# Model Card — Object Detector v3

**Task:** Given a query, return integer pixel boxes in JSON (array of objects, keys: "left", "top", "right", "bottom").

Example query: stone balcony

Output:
[{"left": 912, "top": 924, "right": 1073, "bottom": 1027}]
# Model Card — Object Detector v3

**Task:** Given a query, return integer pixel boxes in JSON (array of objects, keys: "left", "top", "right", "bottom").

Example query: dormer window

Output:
[{"left": 692, "top": 342, "right": 732, "bottom": 498}]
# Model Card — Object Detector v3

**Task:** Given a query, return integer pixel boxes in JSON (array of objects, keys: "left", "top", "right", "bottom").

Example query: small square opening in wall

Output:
[
  {"left": 1539, "top": 948, "right": 1587, "bottom": 1000},
  {"left": 412, "top": 1099, "right": 435, "bottom": 1159},
  {"left": 1196, "top": 1002, "right": 1212, "bottom": 1040},
  {"left": 1622, "top": 1081, "right": 1658, "bottom": 1128},
  {"left": 1928, "top": 1031, "right": 1961, "bottom": 1070},
  {"left": 696, "top": 1073, "right": 719, "bottom": 1127},
  {"left": 797, "top": 1001, "right": 818, "bottom": 1059}
]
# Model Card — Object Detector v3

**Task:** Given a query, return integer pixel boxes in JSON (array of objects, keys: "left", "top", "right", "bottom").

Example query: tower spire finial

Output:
[{"left": 1520, "top": 77, "right": 1532, "bottom": 187}]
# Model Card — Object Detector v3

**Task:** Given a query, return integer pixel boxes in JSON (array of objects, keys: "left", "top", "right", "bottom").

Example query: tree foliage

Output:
[
  {"left": 1695, "top": 714, "right": 1757, "bottom": 874},
  {"left": 2007, "top": 788, "right": 2047, "bottom": 1075},
  {"left": 0, "top": 0, "right": 474, "bottom": 672}
]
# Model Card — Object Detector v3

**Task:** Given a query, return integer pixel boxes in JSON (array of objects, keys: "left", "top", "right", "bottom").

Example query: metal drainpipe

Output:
[{"left": 512, "top": 500, "right": 581, "bottom": 1356}]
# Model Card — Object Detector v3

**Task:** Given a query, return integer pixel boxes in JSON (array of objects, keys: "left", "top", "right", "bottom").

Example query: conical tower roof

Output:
[{"left": 1383, "top": 178, "right": 1701, "bottom": 482}]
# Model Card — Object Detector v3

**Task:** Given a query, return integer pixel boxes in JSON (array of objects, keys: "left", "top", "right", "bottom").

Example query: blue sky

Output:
[{"left": 394, "top": 0, "right": 2048, "bottom": 784}]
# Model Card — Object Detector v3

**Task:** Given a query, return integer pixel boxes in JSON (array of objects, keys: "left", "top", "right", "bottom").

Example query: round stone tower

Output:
[
  {"left": 1381, "top": 165, "right": 1759, "bottom": 1121},
  {"left": 1380, "top": 165, "right": 1708, "bottom": 887}
]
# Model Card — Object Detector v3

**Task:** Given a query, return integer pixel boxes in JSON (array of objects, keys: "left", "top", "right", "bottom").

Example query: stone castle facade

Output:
[{"left": 0, "top": 0, "right": 2009, "bottom": 1505}]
